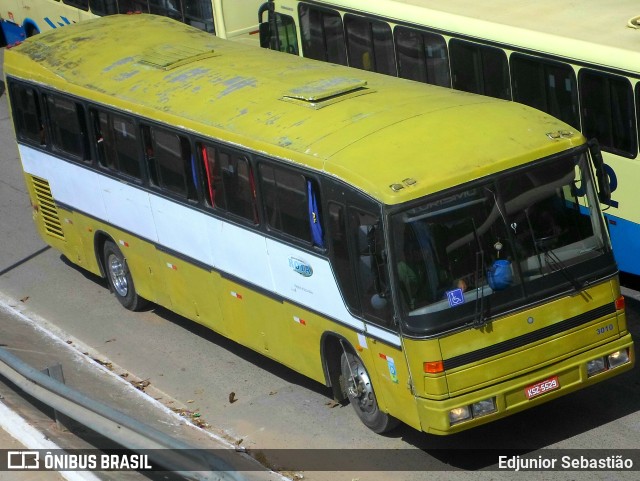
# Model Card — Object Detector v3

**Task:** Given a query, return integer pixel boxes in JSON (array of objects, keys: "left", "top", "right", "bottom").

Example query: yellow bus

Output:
[
  {"left": 259, "top": 0, "right": 640, "bottom": 276},
  {"left": 3, "top": 13, "right": 634, "bottom": 435},
  {"left": 0, "top": 0, "right": 262, "bottom": 46}
]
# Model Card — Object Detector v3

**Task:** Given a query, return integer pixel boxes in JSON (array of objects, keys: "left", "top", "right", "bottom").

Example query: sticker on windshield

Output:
[{"left": 446, "top": 288, "right": 465, "bottom": 307}]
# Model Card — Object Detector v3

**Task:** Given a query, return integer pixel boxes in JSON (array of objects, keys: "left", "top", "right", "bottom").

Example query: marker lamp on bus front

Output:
[
  {"left": 448, "top": 406, "right": 471, "bottom": 425},
  {"left": 586, "top": 357, "right": 607, "bottom": 376},
  {"left": 449, "top": 397, "right": 496, "bottom": 425},
  {"left": 471, "top": 398, "right": 497, "bottom": 417},
  {"left": 608, "top": 349, "right": 630, "bottom": 369}
]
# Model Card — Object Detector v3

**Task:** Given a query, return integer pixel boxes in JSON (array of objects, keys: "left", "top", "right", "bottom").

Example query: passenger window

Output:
[
  {"left": 45, "top": 95, "right": 89, "bottom": 161},
  {"left": 202, "top": 148, "right": 258, "bottom": 223},
  {"left": 328, "top": 202, "right": 359, "bottom": 312},
  {"left": 91, "top": 109, "right": 141, "bottom": 179},
  {"left": 395, "top": 26, "right": 451, "bottom": 88},
  {"left": 89, "top": 0, "right": 119, "bottom": 16},
  {"left": 344, "top": 14, "right": 396, "bottom": 76},
  {"left": 450, "top": 39, "right": 511, "bottom": 100},
  {"left": 142, "top": 125, "right": 196, "bottom": 200},
  {"left": 299, "top": 4, "right": 347, "bottom": 65},
  {"left": 63, "top": 0, "right": 89, "bottom": 10},
  {"left": 148, "top": 0, "right": 183, "bottom": 21},
  {"left": 511, "top": 54, "right": 579, "bottom": 130},
  {"left": 350, "top": 208, "right": 392, "bottom": 326},
  {"left": 580, "top": 70, "right": 636, "bottom": 158},
  {"left": 10, "top": 83, "right": 46, "bottom": 146},
  {"left": 260, "top": 164, "right": 315, "bottom": 243},
  {"left": 117, "top": 0, "right": 145, "bottom": 14}
]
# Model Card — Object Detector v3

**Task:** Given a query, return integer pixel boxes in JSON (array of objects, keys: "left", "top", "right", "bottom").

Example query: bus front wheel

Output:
[
  {"left": 340, "top": 351, "right": 398, "bottom": 433},
  {"left": 103, "top": 240, "right": 147, "bottom": 311}
]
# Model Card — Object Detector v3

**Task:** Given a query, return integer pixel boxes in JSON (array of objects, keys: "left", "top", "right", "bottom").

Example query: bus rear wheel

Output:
[
  {"left": 340, "top": 351, "right": 399, "bottom": 433},
  {"left": 103, "top": 240, "right": 147, "bottom": 311}
]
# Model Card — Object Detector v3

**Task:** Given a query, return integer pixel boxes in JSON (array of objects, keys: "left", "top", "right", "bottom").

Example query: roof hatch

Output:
[
  {"left": 139, "top": 44, "right": 216, "bottom": 70},
  {"left": 281, "top": 78, "right": 371, "bottom": 109}
]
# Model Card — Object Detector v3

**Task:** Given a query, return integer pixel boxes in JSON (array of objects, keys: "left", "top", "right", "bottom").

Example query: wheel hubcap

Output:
[
  {"left": 347, "top": 361, "right": 376, "bottom": 415},
  {"left": 108, "top": 254, "right": 128, "bottom": 297}
]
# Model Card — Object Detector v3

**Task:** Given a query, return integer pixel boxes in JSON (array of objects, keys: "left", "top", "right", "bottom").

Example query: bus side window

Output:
[
  {"left": 260, "top": 163, "right": 312, "bottom": 242},
  {"left": 91, "top": 109, "right": 115, "bottom": 170},
  {"left": 395, "top": 26, "right": 451, "bottom": 88},
  {"left": 91, "top": 109, "right": 141, "bottom": 179},
  {"left": 344, "top": 14, "right": 396, "bottom": 76},
  {"left": 45, "top": 94, "right": 90, "bottom": 162},
  {"left": 141, "top": 125, "right": 158, "bottom": 185},
  {"left": 350, "top": 208, "right": 393, "bottom": 326},
  {"left": 510, "top": 54, "right": 579, "bottom": 130},
  {"left": 298, "top": 4, "right": 347, "bottom": 65},
  {"left": 450, "top": 39, "right": 511, "bottom": 100},
  {"left": 9, "top": 83, "right": 46, "bottom": 146},
  {"left": 328, "top": 201, "right": 360, "bottom": 313},
  {"left": 217, "top": 152, "right": 258, "bottom": 224},
  {"left": 63, "top": 0, "right": 89, "bottom": 11},
  {"left": 89, "top": 0, "right": 118, "bottom": 16},
  {"left": 579, "top": 69, "right": 636, "bottom": 157},
  {"left": 112, "top": 114, "right": 141, "bottom": 179},
  {"left": 145, "top": 125, "right": 196, "bottom": 200}
]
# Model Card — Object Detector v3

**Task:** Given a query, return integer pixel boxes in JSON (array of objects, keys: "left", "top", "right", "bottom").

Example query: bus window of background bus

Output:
[
  {"left": 260, "top": 163, "right": 313, "bottom": 243},
  {"left": 63, "top": 0, "right": 89, "bottom": 11},
  {"left": 298, "top": 4, "right": 347, "bottom": 65},
  {"left": 89, "top": 0, "right": 118, "bottom": 16},
  {"left": 449, "top": 39, "right": 510, "bottom": 100},
  {"left": 263, "top": 11, "right": 299, "bottom": 54},
  {"left": 510, "top": 54, "right": 580, "bottom": 131},
  {"left": 579, "top": 70, "right": 636, "bottom": 158},
  {"left": 344, "top": 14, "right": 396, "bottom": 76},
  {"left": 394, "top": 26, "right": 451, "bottom": 88},
  {"left": 44, "top": 94, "right": 90, "bottom": 162},
  {"left": 91, "top": 109, "right": 142, "bottom": 180},
  {"left": 8, "top": 83, "right": 46, "bottom": 147},
  {"left": 148, "top": 0, "right": 183, "bottom": 21},
  {"left": 142, "top": 125, "right": 197, "bottom": 201}
]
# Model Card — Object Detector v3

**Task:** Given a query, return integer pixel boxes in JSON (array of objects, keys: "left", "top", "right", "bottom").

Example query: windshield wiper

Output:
[
  {"left": 544, "top": 249, "right": 584, "bottom": 292},
  {"left": 472, "top": 250, "right": 489, "bottom": 328}
]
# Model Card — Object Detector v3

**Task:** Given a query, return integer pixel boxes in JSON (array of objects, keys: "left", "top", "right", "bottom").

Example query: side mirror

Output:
[{"left": 588, "top": 139, "right": 611, "bottom": 203}]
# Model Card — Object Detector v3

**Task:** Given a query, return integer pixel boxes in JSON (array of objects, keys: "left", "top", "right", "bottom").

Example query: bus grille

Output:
[{"left": 30, "top": 176, "right": 65, "bottom": 240}]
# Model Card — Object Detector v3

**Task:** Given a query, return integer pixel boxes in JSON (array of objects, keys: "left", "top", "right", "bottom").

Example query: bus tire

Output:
[
  {"left": 340, "top": 351, "right": 399, "bottom": 433},
  {"left": 103, "top": 240, "right": 147, "bottom": 311}
]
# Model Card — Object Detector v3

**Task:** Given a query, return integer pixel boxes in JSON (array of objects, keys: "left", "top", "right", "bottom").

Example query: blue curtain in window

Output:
[{"left": 307, "top": 180, "right": 324, "bottom": 247}]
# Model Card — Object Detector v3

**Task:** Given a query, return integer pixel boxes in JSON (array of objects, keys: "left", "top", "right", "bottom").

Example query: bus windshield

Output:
[{"left": 391, "top": 149, "right": 612, "bottom": 335}]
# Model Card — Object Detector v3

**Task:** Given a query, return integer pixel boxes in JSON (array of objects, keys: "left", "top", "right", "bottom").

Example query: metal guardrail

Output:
[{"left": 0, "top": 347, "right": 251, "bottom": 481}]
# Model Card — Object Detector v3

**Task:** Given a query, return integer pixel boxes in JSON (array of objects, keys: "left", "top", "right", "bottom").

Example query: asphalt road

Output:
[{"left": 1, "top": 46, "right": 640, "bottom": 481}]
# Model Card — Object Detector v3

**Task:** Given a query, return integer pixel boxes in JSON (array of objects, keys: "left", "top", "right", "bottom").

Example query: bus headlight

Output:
[
  {"left": 586, "top": 357, "right": 606, "bottom": 376},
  {"left": 608, "top": 349, "right": 630, "bottom": 369},
  {"left": 448, "top": 406, "right": 471, "bottom": 425},
  {"left": 449, "top": 397, "right": 496, "bottom": 425},
  {"left": 587, "top": 349, "right": 630, "bottom": 377},
  {"left": 471, "top": 398, "right": 497, "bottom": 417}
]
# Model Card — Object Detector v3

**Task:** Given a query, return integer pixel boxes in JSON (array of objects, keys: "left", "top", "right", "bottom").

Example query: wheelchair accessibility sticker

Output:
[{"left": 446, "top": 288, "right": 465, "bottom": 307}]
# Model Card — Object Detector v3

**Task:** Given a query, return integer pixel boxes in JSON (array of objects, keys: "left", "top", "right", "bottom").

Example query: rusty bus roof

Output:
[{"left": 4, "top": 14, "right": 583, "bottom": 205}]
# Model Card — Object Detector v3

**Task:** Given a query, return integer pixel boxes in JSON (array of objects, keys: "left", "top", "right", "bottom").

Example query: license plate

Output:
[{"left": 525, "top": 376, "right": 560, "bottom": 400}]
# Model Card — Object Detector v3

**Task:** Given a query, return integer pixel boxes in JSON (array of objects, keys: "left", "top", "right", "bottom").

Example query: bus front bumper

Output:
[{"left": 416, "top": 333, "right": 634, "bottom": 435}]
